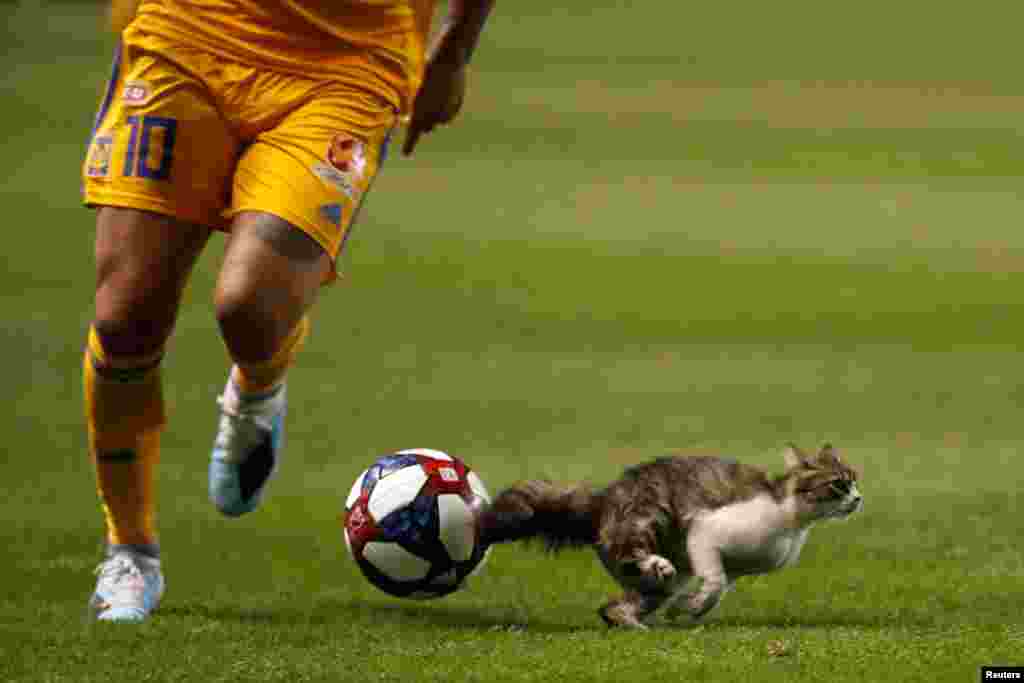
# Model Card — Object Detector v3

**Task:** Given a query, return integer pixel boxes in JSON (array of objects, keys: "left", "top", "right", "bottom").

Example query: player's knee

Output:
[
  {"left": 214, "top": 283, "right": 269, "bottom": 336},
  {"left": 91, "top": 208, "right": 207, "bottom": 358},
  {"left": 91, "top": 315, "right": 168, "bottom": 361},
  {"left": 93, "top": 280, "right": 177, "bottom": 358},
  {"left": 214, "top": 283, "right": 288, "bottom": 361}
]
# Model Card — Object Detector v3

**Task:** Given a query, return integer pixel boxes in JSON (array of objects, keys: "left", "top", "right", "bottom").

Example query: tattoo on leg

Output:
[{"left": 236, "top": 212, "right": 326, "bottom": 265}]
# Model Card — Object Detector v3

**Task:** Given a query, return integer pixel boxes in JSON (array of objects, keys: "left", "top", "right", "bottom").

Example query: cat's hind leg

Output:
[
  {"left": 599, "top": 590, "right": 670, "bottom": 630},
  {"left": 594, "top": 505, "right": 677, "bottom": 628},
  {"left": 596, "top": 549, "right": 678, "bottom": 629},
  {"left": 598, "top": 511, "right": 677, "bottom": 586}
]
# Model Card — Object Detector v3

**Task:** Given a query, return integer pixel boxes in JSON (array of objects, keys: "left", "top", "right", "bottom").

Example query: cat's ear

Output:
[
  {"left": 783, "top": 443, "right": 811, "bottom": 469},
  {"left": 817, "top": 443, "right": 842, "bottom": 466}
]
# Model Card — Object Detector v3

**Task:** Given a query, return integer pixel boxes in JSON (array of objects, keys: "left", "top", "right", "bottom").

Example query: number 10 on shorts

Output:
[{"left": 123, "top": 115, "right": 177, "bottom": 181}]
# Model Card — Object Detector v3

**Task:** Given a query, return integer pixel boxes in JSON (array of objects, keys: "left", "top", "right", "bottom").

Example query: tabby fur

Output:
[{"left": 480, "top": 443, "right": 862, "bottom": 628}]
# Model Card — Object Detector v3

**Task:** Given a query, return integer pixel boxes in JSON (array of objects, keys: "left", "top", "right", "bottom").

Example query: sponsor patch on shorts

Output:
[
  {"left": 122, "top": 80, "right": 152, "bottom": 106},
  {"left": 312, "top": 163, "right": 359, "bottom": 200},
  {"left": 86, "top": 135, "right": 113, "bottom": 178},
  {"left": 327, "top": 134, "right": 367, "bottom": 177}
]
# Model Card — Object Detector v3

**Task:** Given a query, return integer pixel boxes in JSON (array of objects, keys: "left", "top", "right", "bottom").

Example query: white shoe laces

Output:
[
  {"left": 94, "top": 555, "right": 147, "bottom": 606},
  {"left": 213, "top": 394, "right": 274, "bottom": 457}
]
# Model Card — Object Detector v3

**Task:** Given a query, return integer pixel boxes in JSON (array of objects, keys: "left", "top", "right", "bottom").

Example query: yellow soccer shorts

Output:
[{"left": 82, "top": 34, "right": 399, "bottom": 266}]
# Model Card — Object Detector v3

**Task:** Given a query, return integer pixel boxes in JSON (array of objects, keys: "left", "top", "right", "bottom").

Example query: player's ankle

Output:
[
  {"left": 229, "top": 366, "right": 284, "bottom": 398},
  {"left": 107, "top": 542, "right": 160, "bottom": 559}
]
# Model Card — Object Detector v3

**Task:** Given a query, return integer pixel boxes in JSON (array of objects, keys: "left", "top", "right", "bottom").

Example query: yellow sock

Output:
[
  {"left": 232, "top": 315, "right": 310, "bottom": 394},
  {"left": 84, "top": 327, "right": 165, "bottom": 547}
]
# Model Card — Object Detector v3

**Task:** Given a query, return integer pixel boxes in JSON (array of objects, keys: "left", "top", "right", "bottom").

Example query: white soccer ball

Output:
[{"left": 343, "top": 448, "right": 491, "bottom": 598}]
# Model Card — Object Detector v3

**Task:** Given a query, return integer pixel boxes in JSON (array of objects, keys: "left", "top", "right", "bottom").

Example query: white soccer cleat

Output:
[
  {"left": 90, "top": 548, "right": 164, "bottom": 622},
  {"left": 209, "top": 375, "right": 286, "bottom": 517}
]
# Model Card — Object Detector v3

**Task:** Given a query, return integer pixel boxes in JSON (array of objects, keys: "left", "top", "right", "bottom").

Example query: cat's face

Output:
[{"left": 783, "top": 443, "right": 862, "bottom": 522}]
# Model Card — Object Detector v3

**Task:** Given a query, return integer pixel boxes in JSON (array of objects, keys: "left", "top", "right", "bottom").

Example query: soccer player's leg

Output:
[
  {"left": 86, "top": 209, "right": 210, "bottom": 621},
  {"left": 207, "top": 213, "right": 321, "bottom": 517},
  {"left": 82, "top": 39, "right": 235, "bottom": 620},
  {"left": 208, "top": 81, "right": 397, "bottom": 517}
]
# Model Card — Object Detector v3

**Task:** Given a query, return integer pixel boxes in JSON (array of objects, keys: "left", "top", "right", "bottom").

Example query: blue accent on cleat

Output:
[
  {"left": 209, "top": 381, "right": 286, "bottom": 517},
  {"left": 90, "top": 549, "right": 164, "bottom": 623}
]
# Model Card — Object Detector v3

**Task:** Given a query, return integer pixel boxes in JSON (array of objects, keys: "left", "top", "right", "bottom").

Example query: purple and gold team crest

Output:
[{"left": 86, "top": 135, "right": 113, "bottom": 178}]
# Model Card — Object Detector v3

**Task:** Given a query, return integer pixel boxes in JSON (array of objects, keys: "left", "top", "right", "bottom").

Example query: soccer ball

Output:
[{"left": 343, "top": 448, "right": 491, "bottom": 599}]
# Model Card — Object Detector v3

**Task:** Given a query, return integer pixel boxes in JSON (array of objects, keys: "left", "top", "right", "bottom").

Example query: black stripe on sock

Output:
[
  {"left": 89, "top": 351, "right": 162, "bottom": 382},
  {"left": 98, "top": 449, "right": 137, "bottom": 463}
]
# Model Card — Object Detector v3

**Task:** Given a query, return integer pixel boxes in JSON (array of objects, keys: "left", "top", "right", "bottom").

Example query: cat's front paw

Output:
[{"left": 637, "top": 554, "right": 677, "bottom": 582}]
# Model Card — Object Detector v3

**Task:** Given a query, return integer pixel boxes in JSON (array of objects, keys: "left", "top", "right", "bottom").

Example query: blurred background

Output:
[
  {"left": 2, "top": 0, "right": 1022, "bottom": 678},
  {"left": 6, "top": 0, "right": 1023, "bottom": 482}
]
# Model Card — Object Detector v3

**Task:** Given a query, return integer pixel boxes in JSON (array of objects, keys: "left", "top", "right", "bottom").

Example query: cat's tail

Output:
[{"left": 479, "top": 480, "right": 601, "bottom": 551}]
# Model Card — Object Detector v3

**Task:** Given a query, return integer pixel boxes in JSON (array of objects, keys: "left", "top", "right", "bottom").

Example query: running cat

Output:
[{"left": 480, "top": 443, "right": 862, "bottom": 628}]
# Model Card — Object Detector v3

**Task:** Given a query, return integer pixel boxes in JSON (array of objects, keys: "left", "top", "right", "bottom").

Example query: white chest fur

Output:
[{"left": 688, "top": 495, "right": 811, "bottom": 576}]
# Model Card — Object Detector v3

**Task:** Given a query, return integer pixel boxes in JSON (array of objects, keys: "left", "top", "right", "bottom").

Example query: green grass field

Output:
[{"left": 3, "top": 1, "right": 1024, "bottom": 680}]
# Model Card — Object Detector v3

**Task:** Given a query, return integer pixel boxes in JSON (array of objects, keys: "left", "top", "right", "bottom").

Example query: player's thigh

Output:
[
  {"left": 228, "top": 84, "right": 399, "bottom": 272},
  {"left": 94, "top": 207, "right": 212, "bottom": 356},
  {"left": 83, "top": 41, "right": 237, "bottom": 230},
  {"left": 217, "top": 211, "right": 329, "bottom": 327}
]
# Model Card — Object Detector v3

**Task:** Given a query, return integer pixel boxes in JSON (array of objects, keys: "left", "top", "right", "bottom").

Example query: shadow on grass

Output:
[
  {"left": 160, "top": 599, "right": 590, "bottom": 634},
  {"left": 161, "top": 599, "right": 934, "bottom": 634},
  {"left": 676, "top": 612, "right": 939, "bottom": 631}
]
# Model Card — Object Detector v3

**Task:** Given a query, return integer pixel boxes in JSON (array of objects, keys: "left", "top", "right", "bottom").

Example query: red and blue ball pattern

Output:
[{"left": 344, "top": 449, "right": 490, "bottom": 599}]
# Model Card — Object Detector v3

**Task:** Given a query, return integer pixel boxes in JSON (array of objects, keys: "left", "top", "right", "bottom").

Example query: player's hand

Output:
[{"left": 402, "top": 60, "right": 467, "bottom": 156}]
